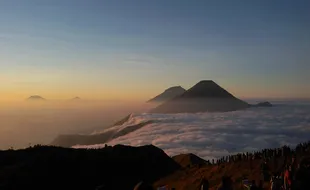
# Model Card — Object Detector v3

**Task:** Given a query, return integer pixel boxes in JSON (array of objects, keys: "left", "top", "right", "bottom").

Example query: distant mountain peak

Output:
[
  {"left": 147, "top": 86, "right": 186, "bottom": 103},
  {"left": 72, "top": 97, "right": 81, "bottom": 100},
  {"left": 26, "top": 95, "right": 45, "bottom": 101},
  {"left": 178, "top": 80, "right": 233, "bottom": 99},
  {"left": 196, "top": 80, "right": 216, "bottom": 84}
]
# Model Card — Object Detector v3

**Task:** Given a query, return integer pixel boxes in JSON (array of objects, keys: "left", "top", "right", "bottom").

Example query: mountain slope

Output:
[
  {"left": 150, "top": 80, "right": 249, "bottom": 113},
  {"left": 148, "top": 86, "right": 186, "bottom": 103}
]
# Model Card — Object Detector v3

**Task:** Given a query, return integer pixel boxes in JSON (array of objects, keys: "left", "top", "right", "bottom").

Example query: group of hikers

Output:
[
  {"left": 132, "top": 155, "right": 310, "bottom": 190},
  {"left": 97, "top": 141, "right": 310, "bottom": 190},
  {"left": 134, "top": 142, "right": 310, "bottom": 190},
  {"left": 259, "top": 156, "right": 310, "bottom": 190}
]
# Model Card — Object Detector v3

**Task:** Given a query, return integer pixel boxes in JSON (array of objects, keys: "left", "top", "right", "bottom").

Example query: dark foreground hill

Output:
[
  {"left": 0, "top": 142, "right": 310, "bottom": 190},
  {"left": 150, "top": 80, "right": 250, "bottom": 113},
  {"left": 0, "top": 145, "right": 180, "bottom": 190},
  {"left": 147, "top": 86, "right": 186, "bottom": 103}
]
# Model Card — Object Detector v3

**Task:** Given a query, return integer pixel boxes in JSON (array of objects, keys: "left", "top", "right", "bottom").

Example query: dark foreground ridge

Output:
[
  {"left": 0, "top": 144, "right": 180, "bottom": 190},
  {"left": 147, "top": 86, "right": 186, "bottom": 103},
  {"left": 1, "top": 141, "right": 310, "bottom": 190},
  {"left": 150, "top": 80, "right": 250, "bottom": 113}
]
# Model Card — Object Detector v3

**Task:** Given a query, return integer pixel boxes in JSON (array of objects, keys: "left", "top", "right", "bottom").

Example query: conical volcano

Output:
[
  {"left": 179, "top": 80, "right": 234, "bottom": 99},
  {"left": 150, "top": 80, "right": 249, "bottom": 113},
  {"left": 147, "top": 86, "right": 186, "bottom": 103}
]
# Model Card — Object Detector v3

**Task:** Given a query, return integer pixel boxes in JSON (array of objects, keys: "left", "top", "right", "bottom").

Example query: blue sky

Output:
[{"left": 0, "top": 0, "right": 309, "bottom": 100}]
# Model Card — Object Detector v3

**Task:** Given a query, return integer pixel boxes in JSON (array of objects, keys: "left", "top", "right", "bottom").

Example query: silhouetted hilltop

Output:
[
  {"left": 172, "top": 153, "right": 209, "bottom": 168},
  {"left": 150, "top": 80, "right": 249, "bottom": 113},
  {"left": 0, "top": 145, "right": 180, "bottom": 190},
  {"left": 26, "top": 95, "right": 45, "bottom": 101},
  {"left": 147, "top": 86, "right": 186, "bottom": 103}
]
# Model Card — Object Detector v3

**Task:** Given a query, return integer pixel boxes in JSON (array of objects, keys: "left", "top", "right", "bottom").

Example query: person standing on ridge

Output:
[
  {"left": 284, "top": 165, "right": 292, "bottom": 190},
  {"left": 250, "top": 180, "right": 258, "bottom": 190},
  {"left": 218, "top": 176, "right": 233, "bottom": 190},
  {"left": 258, "top": 180, "right": 263, "bottom": 190},
  {"left": 200, "top": 179, "right": 209, "bottom": 190},
  {"left": 261, "top": 160, "right": 269, "bottom": 182}
]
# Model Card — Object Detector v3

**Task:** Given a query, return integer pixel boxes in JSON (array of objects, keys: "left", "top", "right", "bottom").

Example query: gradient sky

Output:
[{"left": 1, "top": 0, "right": 309, "bottom": 101}]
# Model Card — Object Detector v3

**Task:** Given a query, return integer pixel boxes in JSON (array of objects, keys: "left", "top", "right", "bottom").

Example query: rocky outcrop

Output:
[{"left": 150, "top": 80, "right": 250, "bottom": 113}]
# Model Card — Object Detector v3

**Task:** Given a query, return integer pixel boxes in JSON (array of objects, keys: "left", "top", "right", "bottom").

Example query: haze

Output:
[{"left": 0, "top": 101, "right": 153, "bottom": 149}]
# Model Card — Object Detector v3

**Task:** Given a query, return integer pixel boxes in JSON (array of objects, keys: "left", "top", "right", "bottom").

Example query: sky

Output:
[{"left": 0, "top": 0, "right": 309, "bottom": 101}]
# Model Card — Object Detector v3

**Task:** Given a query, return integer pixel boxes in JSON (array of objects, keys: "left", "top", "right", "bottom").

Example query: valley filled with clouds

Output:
[{"left": 76, "top": 104, "right": 310, "bottom": 161}]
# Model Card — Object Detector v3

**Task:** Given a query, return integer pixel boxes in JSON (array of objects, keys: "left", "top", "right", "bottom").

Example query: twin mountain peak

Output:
[{"left": 148, "top": 80, "right": 271, "bottom": 113}]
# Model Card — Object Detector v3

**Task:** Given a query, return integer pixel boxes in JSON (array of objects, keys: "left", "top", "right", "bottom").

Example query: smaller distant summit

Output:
[
  {"left": 72, "top": 97, "right": 81, "bottom": 100},
  {"left": 147, "top": 86, "right": 186, "bottom": 103},
  {"left": 26, "top": 95, "right": 46, "bottom": 101}
]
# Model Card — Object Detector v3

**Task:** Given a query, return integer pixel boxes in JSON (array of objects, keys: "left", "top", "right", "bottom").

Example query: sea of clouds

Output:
[{"left": 75, "top": 104, "right": 310, "bottom": 161}]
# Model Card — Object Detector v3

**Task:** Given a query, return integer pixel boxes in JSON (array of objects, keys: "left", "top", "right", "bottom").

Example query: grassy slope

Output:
[{"left": 155, "top": 153, "right": 310, "bottom": 190}]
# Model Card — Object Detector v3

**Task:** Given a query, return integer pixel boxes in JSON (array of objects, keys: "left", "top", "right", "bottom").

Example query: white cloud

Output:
[{"left": 74, "top": 105, "right": 310, "bottom": 161}]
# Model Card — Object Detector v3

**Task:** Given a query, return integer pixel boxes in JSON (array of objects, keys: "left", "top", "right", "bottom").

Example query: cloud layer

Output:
[{"left": 75, "top": 104, "right": 310, "bottom": 161}]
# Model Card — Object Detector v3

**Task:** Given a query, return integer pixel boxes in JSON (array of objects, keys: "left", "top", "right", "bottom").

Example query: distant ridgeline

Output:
[
  {"left": 51, "top": 114, "right": 154, "bottom": 147},
  {"left": 26, "top": 96, "right": 83, "bottom": 101}
]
